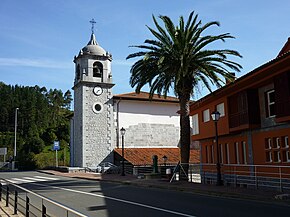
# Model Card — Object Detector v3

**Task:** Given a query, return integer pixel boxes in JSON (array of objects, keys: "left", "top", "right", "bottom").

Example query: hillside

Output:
[{"left": 0, "top": 82, "right": 72, "bottom": 169}]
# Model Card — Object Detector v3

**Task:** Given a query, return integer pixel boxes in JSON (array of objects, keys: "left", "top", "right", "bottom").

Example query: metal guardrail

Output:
[
  {"left": 201, "top": 163, "right": 290, "bottom": 192},
  {"left": 133, "top": 163, "right": 202, "bottom": 183},
  {"left": 0, "top": 179, "right": 88, "bottom": 217},
  {"left": 134, "top": 163, "right": 290, "bottom": 191},
  {"left": 0, "top": 162, "right": 9, "bottom": 169}
]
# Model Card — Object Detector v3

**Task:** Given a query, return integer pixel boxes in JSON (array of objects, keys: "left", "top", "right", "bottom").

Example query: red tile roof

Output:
[
  {"left": 114, "top": 148, "right": 200, "bottom": 165},
  {"left": 113, "top": 91, "right": 180, "bottom": 103}
]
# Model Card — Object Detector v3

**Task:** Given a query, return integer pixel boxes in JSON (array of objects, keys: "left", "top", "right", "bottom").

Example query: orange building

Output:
[{"left": 190, "top": 38, "right": 290, "bottom": 188}]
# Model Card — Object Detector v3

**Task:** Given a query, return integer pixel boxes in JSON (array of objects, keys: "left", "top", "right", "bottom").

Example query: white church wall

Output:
[
  {"left": 118, "top": 101, "right": 180, "bottom": 127},
  {"left": 115, "top": 100, "right": 180, "bottom": 148}
]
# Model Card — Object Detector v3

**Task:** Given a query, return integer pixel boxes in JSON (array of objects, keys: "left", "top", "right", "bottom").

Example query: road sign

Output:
[
  {"left": 0, "top": 147, "right": 7, "bottom": 155},
  {"left": 53, "top": 141, "right": 60, "bottom": 151}
]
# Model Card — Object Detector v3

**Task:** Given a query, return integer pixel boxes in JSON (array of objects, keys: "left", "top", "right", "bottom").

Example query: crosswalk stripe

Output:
[
  {"left": 6, "top": 178, "right": 21, "bottom": 184},
  {"left": 2, "top": 176, "right": 59, "bottom": 185},
  {"left": 35, "top": 176, "right": 58, "bottom": 180},
  {"left": 23, "top": 177, "right": 50, "bottom": 181},
  {"left": 11, "top": 178, "right": 35, "bottom": 184}
]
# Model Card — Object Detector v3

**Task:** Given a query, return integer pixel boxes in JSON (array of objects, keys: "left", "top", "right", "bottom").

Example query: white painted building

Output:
[{"left": 113, "top": 92, "right": 180, "bottom": 149}]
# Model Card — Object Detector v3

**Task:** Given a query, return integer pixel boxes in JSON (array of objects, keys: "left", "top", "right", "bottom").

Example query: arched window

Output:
[
  {"left": 93, "top": 62, "right": 103, "bottom": 79},
  {"left": 76, "top": 64, "right": 81, "bottom": 80}
]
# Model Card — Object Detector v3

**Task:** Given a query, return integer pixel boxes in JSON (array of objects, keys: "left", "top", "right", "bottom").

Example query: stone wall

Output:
[
  {"left": 82, "top": 84, "right": 114, "bottom": 167},
  {"left": 123, "top": 123, "right": 180, "bottom": 148}
]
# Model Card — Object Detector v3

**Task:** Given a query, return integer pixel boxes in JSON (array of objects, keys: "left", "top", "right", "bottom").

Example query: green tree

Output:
[
  {"left": 64, "top": 90, "right": 73, "bottom": 110},
  {"left": 0, "top": 82, "right": 72, "bottom": 169},
  {"left": 127, "top": 11, "right": 242, "bottom": 175}
]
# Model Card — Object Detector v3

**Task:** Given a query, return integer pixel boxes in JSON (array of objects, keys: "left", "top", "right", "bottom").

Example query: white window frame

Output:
[
  {"left": 205, "top": 146, "right": 208, "bottom": 163},
  {"left": 273, "top": 151, "right": 281, "bottom": 163},
  {"left": 92, "top": 102, "right": 103, "bottom": 114},
  {"left": 266, "top": 138, "right": 272, "bottom": 149},
  {"left": 266, "top": 90, "right": 275, "bottom": 118},
  {"left": 226, "top": 143, "right": 230, "bottom": 164},
  {"left": 216, "top": 103, "right": 225, "bottom": 117},
  {"left": 266, "top": 151, "right": 272, "bottom": 163},
  {"left": 203, "top": 109, "right": 210, "bottom": 122},
  {"left": 242, "top": 141, "right": 247, "bottom": 164},
  {"left": 277, "top": 151, "right": 281, "bottom": 162},
  {"left": 211, "top": 145, "right": 214, "bottom": 163},
  {"left": 285, "top": 136, "right": 289, "bottom": 148},
  {"left": 235, "top": 142, "right": 240, "bottom": 164},
  {"left": 286, "top": 151, "right": 290, "bottom": 162},
  {"left": 192, "top": 114, "right": 199, "bottom": 135},
  {"left": 276, "top": 137, "right": 280, "bottom": 148}
]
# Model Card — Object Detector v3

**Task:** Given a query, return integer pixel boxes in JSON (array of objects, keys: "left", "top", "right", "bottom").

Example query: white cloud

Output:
[
  {"left": 0, "top": 57, "right": 72, "bottom": 69},
  {"left": 0, "top": 57, "right": 134, "bottom": 68},
  {"left": 113, "top": 59, "right": 134, "bottom": 66}
]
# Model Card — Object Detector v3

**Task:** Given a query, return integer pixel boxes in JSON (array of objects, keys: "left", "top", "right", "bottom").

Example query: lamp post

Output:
[
  {"left": 14, "top": 108, "right": 19, "bottom": 160},
  {"left": 162, "top": 155, "right": 168, "bottom": 167},
  {"left": 211, "top": 111, "right": 222, "bottom": 186},
  {"left": 12, "top": 108, "right": 19, "bottom": 170},
  {"left": 120, "top": 127, "right": 126, "bottom": 176}
]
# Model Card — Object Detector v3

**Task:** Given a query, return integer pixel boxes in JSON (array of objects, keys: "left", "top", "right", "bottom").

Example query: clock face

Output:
[{"left": 93, "top": 86, "right": 103, "bottom": 96}]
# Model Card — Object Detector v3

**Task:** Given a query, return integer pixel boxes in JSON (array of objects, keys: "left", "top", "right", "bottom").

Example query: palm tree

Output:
[{"left": 127, "top": 11, "right": 242, "bottom": 176}]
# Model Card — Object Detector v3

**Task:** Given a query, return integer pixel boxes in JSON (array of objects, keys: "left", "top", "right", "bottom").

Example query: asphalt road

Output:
[{"left": 1, "top": 171, "right": 290, "bottom": 217}]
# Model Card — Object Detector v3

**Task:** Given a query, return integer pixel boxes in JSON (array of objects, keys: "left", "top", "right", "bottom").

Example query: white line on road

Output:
[
  {"left": 32, "top": 182, "right": 196, "bottom": 217},
  {"left": 9, "top": 178, "right": 35, "bottom": 184},
  {"left": 23, "top": 177, "right": 51, "bottom": 181},
  {"left": 35, "top": 176, "right": 59, "bottom": 180}
]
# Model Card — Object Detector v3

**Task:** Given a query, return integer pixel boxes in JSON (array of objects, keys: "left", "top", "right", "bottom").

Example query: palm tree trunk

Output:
[{"left": 179, "top": 93, "right": 191, "bottom": 180}]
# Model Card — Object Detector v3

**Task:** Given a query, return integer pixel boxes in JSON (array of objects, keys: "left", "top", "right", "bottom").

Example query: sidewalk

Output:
[
  {"left": 40, "top": 170, "right": 290, "bottom": 204},
  {"left": 0, "top": 200, "right": 24, "bottom": 217}
]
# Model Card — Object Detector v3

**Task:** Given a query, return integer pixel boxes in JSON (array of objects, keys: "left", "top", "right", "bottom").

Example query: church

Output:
[{"left": 70, "top": 23, "right": 199, "bottom": 168}]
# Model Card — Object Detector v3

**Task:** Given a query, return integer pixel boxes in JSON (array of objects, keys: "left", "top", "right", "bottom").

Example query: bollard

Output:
[
  {"left": 6, "top": 185, "right": 9, "bottom": 207},
  {"left": 166, "top": 168, "right": 172, "bottom": 180},
  {"left": 26, "top": 196, "right": 30, "bottom": 217},
  {"left": 152, "top": 155, "right": 158, "bottom": 173},
  {"left": 14, "top": 191, "right": 18, "bottom": 214}
]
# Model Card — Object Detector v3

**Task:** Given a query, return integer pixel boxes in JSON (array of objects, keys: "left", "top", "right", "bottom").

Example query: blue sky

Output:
[{"left": 0, "top": 0, "right": 289, "bottom": 100}]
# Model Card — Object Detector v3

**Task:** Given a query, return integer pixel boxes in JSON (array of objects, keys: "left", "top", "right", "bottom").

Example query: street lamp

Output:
[
  {"left": 120, "top": 127, "right": 126, "bottom": 176},
  {"left": 162, "top": 155, "right": 168, "bottom": 167},
  {"left": 211, "top": 111, "right": 222, "bottom": 186}
]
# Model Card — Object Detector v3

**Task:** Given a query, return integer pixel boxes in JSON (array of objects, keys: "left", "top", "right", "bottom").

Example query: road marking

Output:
[
  {"left": 32, "top": 182, "right": 196, "bottom": 217},
  {"left": 35, "top": 176, "right": 59, "bottom": 180},
  {"left": 9, "top": 178, "right": 35, "bottom": 184},
  {"left": 3, "top": 176, "right": 59, "bottom": 184},
  {"left": 23, "top": 177, "right": 50, "bottom": 181}
]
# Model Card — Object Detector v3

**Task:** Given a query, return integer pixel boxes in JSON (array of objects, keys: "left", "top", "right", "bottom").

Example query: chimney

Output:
[{"left": 226, "top": 73, "right": 236, "bottom": 85}]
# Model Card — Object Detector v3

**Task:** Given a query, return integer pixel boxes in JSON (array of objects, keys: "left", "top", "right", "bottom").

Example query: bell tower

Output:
[{"left": 71, "top": 19, "right": 115, "bottom": 167}]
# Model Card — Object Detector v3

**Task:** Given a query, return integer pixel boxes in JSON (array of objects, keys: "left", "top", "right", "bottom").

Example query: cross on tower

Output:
[{"left": 90, "top": 18, "right": 96, "bottom": 34}]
